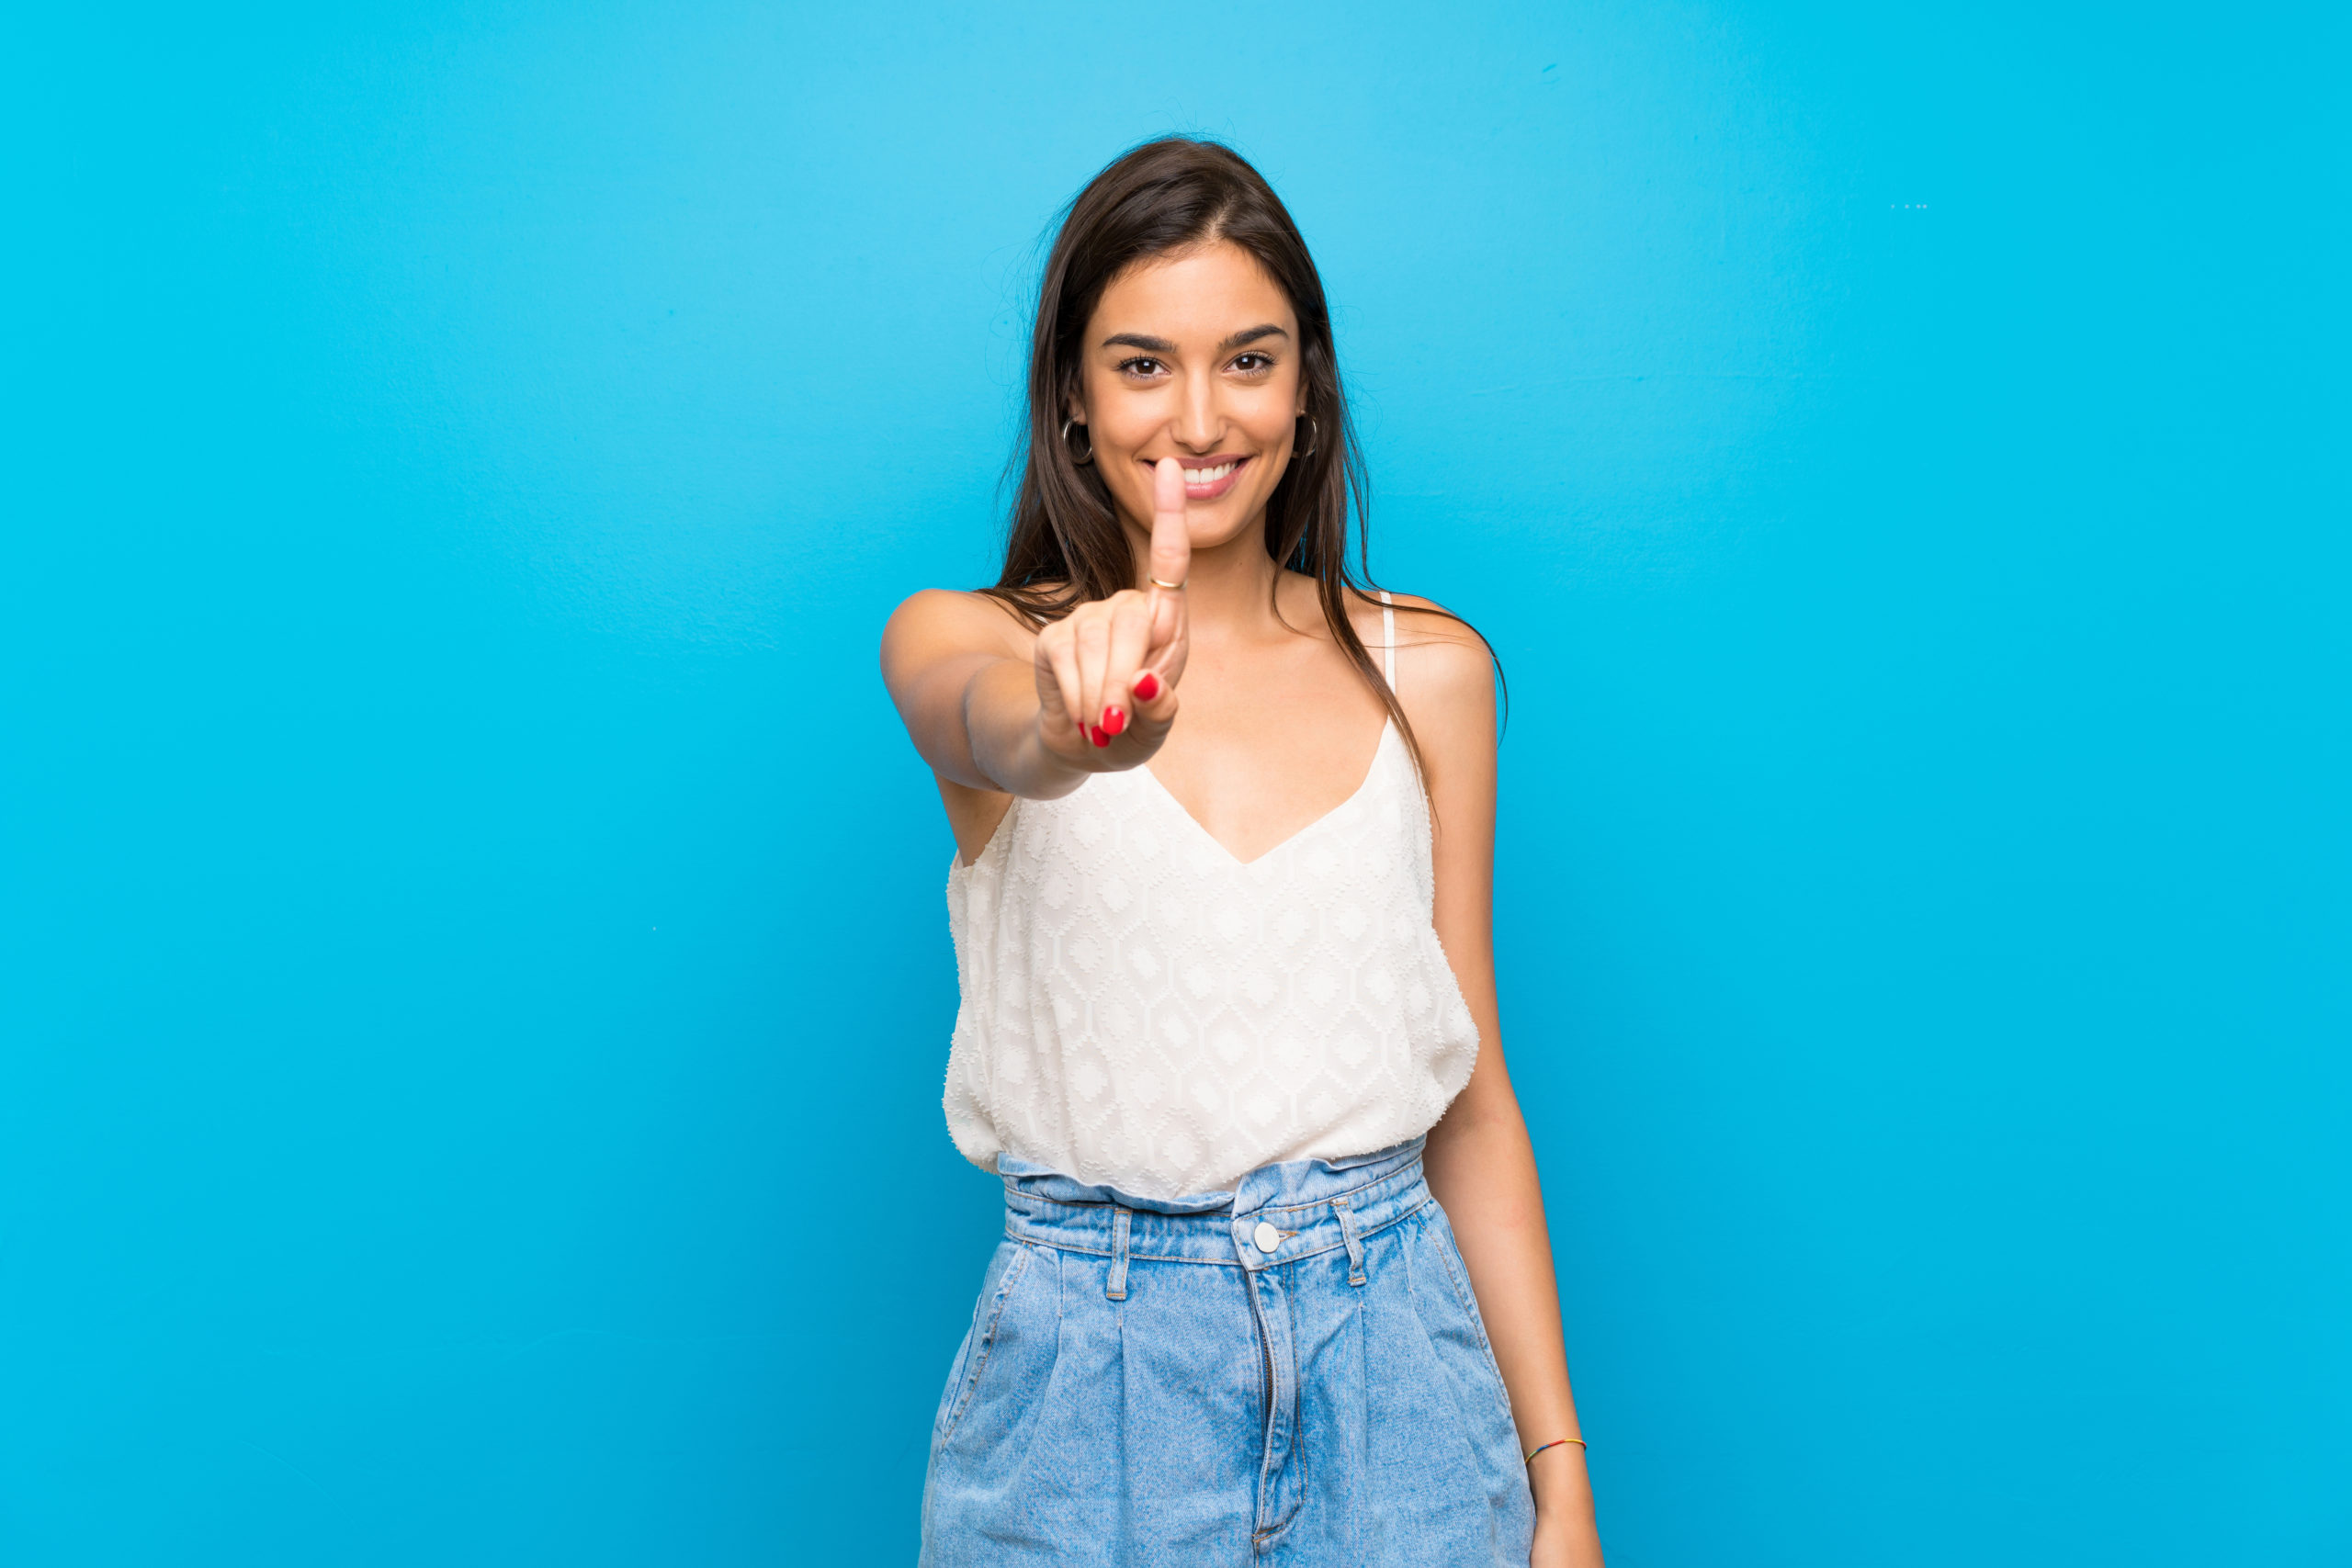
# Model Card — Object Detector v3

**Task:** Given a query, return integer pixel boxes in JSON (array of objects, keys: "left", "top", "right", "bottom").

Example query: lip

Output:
[{"left": 1144, "top": 453, "right": 1253, "bottom": 502}]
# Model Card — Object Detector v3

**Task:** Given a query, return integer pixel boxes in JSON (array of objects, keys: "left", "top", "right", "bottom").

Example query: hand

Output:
[{"left": 1032, "top": 457, "right": 1190, "bottom": 768}]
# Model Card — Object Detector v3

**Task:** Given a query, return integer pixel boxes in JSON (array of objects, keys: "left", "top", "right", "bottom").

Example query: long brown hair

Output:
[{"left": 985, "top": 136, "right": 1496, "bottom": 781}]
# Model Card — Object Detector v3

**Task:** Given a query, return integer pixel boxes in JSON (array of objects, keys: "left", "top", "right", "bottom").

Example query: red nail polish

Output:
[
  {"left": 1134, "top": 671, "right": 1160, "bottom": 702},
  {"left": 1100, "top": 706, "right": 1126, "bottom": 737},
  {"left": 1089, "top": 725, "right": 1111, "bottom": 748}
]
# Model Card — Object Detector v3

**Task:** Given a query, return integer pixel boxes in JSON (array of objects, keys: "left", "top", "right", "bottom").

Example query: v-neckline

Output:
[{"left": 1136, "top": 718, "right": 1396, "bottom": 868}]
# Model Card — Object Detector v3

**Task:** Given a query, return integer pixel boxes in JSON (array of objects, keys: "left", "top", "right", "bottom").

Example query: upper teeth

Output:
[{"left": 1182, "top": 462, "right": 1236, "bottom": 483}]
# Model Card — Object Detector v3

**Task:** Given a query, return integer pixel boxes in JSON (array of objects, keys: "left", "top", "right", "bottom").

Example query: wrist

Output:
[
  {"left": 1525, "top": 1443, "right": 1593, "bottom": 1514},
  {"left": 1031, "top": 711, "right": 1101, "bottom": 783},
  {"left": 978, "top": 708, "right": 1088, "bottom": 797}
]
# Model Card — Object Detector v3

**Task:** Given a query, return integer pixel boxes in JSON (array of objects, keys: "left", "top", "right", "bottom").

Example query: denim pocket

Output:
[
  {"left": 935, "top": 1241, "right": 1048, "bottom": 1457},
  {"left": 935, "top": 1240, "right": 1036, "bottom": 1444},
  {"left": 1418, "top": 1202, "right": 1518, "bottom": 1427}
]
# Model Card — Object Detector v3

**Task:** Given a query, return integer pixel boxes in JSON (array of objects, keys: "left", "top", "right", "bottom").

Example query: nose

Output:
[{"left": 1170, "top": 367, "right": 1221, "bottom": 452}]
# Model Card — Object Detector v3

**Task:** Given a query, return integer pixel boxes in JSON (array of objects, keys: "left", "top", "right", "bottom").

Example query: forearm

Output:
[
  {"left": 957, "top": 658, "right": 1091, "bottom": 800},
  {"left": 1424, "top": 1092, "right": 1596, "bottom": 1528}
]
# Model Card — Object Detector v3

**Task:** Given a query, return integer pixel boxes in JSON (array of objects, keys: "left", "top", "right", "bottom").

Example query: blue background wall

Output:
[{"left": 6, "top": 3, "right": 2344, "bottom": 1562}]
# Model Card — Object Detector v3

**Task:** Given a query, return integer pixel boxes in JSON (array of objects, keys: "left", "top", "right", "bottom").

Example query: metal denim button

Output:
[{"left": 1252, "top": 1221, "right": 1281, "bottom": 1254}]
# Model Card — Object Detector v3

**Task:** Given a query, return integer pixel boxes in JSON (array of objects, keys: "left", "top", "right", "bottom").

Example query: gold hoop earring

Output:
[
  {"left": 1295, "top": 413, "right": 1318, "bottom": 460},
  {"left": 1060, "top": 418, "right": 1094, "bottom": 466}
]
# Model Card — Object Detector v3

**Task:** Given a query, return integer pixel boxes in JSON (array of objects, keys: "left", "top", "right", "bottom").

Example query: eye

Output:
[
  {"left": 1231, "top": 352, "right": 1275, "bottom": 374},
  {"left": 1116, "top": 355, "right": 1166, "bottom": 378}
]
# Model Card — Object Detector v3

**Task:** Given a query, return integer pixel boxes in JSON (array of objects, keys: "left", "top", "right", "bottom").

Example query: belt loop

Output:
[
  {"left": 1106, "top": 1205, "right": 1132, "bottom": 1301},
  {"left": 1333, "top": 1193, "right": 1366, "bottom": 1287}
]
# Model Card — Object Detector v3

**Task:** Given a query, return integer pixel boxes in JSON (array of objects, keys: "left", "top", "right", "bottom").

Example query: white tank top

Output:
[{"left": 940, "top": 594, "right": 1482, "bottom": 1200}]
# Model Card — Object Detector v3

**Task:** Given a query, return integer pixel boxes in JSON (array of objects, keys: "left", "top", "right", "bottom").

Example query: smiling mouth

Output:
[{"left": 1146, "top": 454, "right": 1252, "bottom": 501}]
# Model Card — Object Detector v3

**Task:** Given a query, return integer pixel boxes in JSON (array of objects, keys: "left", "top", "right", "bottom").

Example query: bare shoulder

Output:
[
  {"left": 1376, "top": 591, "right": 1497, "bottom": 712},
  {"left": 1361, "top": 589, "right": 1497, "bottom": 828},
  {"left": 880, "top": 586, "right": 1035, "bottom": 676}
]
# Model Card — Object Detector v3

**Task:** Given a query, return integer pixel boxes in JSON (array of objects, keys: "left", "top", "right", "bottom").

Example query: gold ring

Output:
[{"left": 1148, "top": 576, "right": 1186, "bottom": 591}]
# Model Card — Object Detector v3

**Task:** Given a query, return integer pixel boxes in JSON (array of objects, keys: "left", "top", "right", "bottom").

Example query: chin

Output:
[{"left": 1187, "top": 512, "right": 1270, "bottom": 552}]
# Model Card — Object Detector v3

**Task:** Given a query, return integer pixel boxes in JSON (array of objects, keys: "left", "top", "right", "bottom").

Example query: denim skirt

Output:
[{"left": 919, "top": 1136, "right": 1534, "bottom": 1566}]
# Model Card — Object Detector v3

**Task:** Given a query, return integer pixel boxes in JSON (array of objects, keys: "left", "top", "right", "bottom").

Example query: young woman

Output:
[{"left": 882, "top": 138, "right": 1604, "bottom": 1568}]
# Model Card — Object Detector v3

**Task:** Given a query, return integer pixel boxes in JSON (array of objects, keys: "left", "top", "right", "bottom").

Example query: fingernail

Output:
[
  {"left": 1089, "top": 725, "right": 1111, "bottom": 748},
  {"left": 1100, "top": 706, "right": 1126, "bottom": 737},
  {"left": 1133, "top": 671, "right": 1160, "bottom": 702}
]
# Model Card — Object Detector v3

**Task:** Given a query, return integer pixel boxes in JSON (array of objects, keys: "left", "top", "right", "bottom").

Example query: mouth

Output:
[{"left": 1144, "top": 454, "right": 1252, "bottom": 502}]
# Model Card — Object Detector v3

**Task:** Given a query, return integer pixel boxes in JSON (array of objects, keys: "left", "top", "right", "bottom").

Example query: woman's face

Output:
[{"left": 1072, "top": 240, "right": 1306, "bottom": 558}]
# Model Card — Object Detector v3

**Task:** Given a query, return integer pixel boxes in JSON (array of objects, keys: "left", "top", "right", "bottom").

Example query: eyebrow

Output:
[{"left": 1100, "top": 323, "right": 1292, "bottom": 354}]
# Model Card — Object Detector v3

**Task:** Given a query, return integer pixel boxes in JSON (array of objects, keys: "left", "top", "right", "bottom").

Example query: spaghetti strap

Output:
[{"left": 1377, "top": 590, "right": 1396, "bottom": 693}]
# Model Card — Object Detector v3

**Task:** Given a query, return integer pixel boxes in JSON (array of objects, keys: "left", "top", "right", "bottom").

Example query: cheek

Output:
[
  {"left": 1080, "top": 415, "right": 1150, "bottom": 513},
  {"left": 1244, "top": 378, "right": 1305, "bottom": 440},
  {"left": 1084, "top": 394, "right": 1160, "bottom": 460},
  {"left": 1240, "top": 397, "right": 1301, "bottom": 457}
]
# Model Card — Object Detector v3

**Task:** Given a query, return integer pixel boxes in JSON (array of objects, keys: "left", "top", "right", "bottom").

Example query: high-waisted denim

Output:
[{"left": 919, "top": 1137, "right": 1535, "bottom": 1565}]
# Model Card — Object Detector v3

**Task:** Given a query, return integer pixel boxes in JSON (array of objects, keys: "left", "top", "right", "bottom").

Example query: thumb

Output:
[{"left": 1148, "top": 457, "right": 1191, "bottom": 592}]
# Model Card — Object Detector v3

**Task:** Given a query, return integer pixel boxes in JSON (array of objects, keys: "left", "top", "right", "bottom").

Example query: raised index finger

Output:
[{"left": 1148, "top": 457, "right": 1191, "bottom": 591}]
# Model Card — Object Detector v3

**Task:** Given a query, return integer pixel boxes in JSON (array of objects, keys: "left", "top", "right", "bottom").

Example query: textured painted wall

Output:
[{"left": 6, "top": 3, "right": 2343, "bottom": 1562}]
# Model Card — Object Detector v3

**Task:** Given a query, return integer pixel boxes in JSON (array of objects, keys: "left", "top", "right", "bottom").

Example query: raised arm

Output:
[{"left": 880, "top": 458, "right": 1193, "bottom": 802}]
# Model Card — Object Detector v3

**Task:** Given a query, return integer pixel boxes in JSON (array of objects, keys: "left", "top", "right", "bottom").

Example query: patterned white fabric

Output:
[{"left": 940, "top": 596, "right": 1482, "bottom": 1200}]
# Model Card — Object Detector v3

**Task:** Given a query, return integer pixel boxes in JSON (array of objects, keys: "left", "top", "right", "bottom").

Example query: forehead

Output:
[{"left": 1088, "top": 241, "right": 1295, "bottom": 340}]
